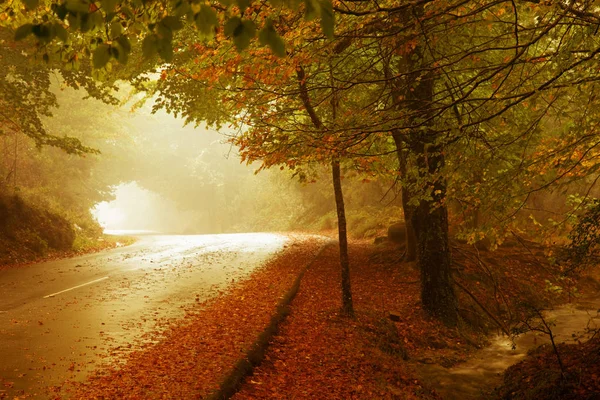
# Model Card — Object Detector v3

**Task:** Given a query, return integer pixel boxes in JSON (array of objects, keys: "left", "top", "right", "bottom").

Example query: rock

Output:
[
  {"left": 426, "top": 335, "right": 449, "bottom": 349},
  {"left": 389, "top": 311, "right": 402, "bottom": 322},
  {"left": 387, "top": 222, "right": 406, "bottom": 244},
  {"left": 374, "top": 236, "right": 388, "bottom": 245},
  {"left": 473, "top": 237, "right": 492, "bottom": 251}
]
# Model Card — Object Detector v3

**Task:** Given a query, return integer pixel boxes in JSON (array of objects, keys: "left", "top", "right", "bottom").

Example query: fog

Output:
[
  {"left": 75, "top": 94, "right": 327, "bottom": 235},
  {"left": 0, "top": 82, "right": 400, "bottom": 241},
  {"left": 92, "top": 182, "right": 199, "bottom": 233},
  {"left": 89, "top": 104, "right": 304, "bottom": 234}
]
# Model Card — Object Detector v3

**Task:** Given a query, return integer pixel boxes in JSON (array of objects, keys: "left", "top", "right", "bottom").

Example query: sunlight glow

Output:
[{"left": 92, "top": 201, "right": 125, "bottom": 229}]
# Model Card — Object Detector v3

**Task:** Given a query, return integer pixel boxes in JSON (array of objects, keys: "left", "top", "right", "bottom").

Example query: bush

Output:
[
  {"left": 0, "top": 194, "right": 75, "bottom": 255},
  {"left": 562, "top": 199, "right": 600, "bottom": 269}
]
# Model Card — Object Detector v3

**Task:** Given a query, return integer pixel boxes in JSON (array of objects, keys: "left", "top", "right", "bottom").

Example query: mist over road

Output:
[{"left": 0, "top": 233, "right": 289, "bottom": 398}]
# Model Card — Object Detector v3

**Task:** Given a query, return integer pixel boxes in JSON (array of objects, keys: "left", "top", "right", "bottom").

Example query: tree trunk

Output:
[
  {"left": 392, "top": 131, "right": 417, "bottom": 261},
  {"left": 410, "top": 143, "right": 458, "bottom": 326},
  {"left": 395, "top": 4, "right": 458, "bottom": 325},
  {"left": 296, "top": 64, "right": 354, "bottom": 317},
  {"left": 332, "top": 158, "right": 354, "bottom": 317}
]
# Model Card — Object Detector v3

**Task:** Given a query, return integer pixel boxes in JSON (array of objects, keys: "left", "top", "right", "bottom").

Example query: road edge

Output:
[{"left": 207, "top": 240, "right": 335, "bottom": 400}]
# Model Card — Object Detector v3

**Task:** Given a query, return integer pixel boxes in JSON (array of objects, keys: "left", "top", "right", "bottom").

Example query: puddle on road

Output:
[{"left": 417, "top": 300, "right": 600, "bottom": 399}]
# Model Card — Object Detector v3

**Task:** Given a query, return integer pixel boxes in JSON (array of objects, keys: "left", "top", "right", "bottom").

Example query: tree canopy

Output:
[{"left": 4, "top": 0, "right": 600, "bottom": 324}]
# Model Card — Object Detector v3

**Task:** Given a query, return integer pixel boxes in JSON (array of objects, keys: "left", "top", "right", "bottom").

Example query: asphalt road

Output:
[{"left": 0, "top": 233, "right": 289, "bottom": 398}]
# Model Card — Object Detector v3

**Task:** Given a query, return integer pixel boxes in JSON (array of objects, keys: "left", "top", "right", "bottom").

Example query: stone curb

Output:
[{"left": 207, "top": 240, "right": 335, "bottom": 400}]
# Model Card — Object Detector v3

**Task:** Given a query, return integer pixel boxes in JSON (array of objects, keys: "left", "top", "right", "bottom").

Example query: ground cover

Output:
[{"left": 233, "top": 239, "right": 597, "bottom": 399}]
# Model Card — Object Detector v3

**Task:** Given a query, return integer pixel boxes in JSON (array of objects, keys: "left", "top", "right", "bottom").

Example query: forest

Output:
[{"left": 1, "top": 0, "right": 600, "bottom": 398}]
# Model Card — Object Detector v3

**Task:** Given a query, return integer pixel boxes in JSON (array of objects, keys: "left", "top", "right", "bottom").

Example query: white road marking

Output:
[{"left": 43, "top": 276, "right": 109, "bottom": 299}]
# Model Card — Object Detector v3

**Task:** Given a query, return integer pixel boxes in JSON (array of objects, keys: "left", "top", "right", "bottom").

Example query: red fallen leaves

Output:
[
  {"left": 233, "top": 242, "right": 443, "bottom": 400},
  {"left": 61, "top": 235, "right": 326, "bottom": 399},
  {"left": 232, "top": 239, "right": 587, "bottom": 400}
]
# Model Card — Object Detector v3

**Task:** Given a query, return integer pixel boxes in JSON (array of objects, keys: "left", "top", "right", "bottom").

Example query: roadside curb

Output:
[{"left": 207, "top": 240, "right": 335, "bottom": 400}]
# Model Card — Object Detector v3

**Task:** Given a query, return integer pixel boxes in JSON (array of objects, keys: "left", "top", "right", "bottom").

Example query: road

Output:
[{"left": 0, "top": 233, "right": 289, "bottom": 398}]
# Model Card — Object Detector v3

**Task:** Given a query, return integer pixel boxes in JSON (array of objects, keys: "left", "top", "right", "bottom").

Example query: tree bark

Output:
[
  {"left": 332, "top": 158, "right": 354, "bottom": 317},
  {"left": 392, "top": 131, "right": 417, "bottom": 261},
  {"left": 394, "top": 5, "right": 459, "bottom": 325},
  {"left": 410, "top": 141, "right": 458, "bottom": 326}
]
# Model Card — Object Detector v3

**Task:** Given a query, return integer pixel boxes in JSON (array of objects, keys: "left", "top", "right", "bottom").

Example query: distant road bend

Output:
[{"left": 0, "top": 233, "right": 290, "bottom": 398}]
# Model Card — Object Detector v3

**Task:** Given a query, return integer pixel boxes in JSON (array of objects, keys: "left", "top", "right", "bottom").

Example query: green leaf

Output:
[
  {"left": 111, "top": 45, "right": 128, "bottom": 64},
  {"left": 67, "top": 14, "right": 79, "bottom": 29},
  {"left": 224, "top": 16, "right": 242, "bottom": 37},
  {"left": 319, "top": 0, "right": 334, "bottom": 38},
  {"left": 22, "top": 0, "right": 40, "bottom": 10},
  {"left": 65, "top": 0, "right": 90, "bottom": 13},
  {"left": 101, "top": 0, "right": 118, "bottom": 13},
  {"left": 161, "top": 16, "right": 183, "bottom": 31},
  {"left": 242, "top": 19, "right": 256, "bottom": 37},
  {"left": 116, "top": 49, "right": 128, "bottom": 64},
  {"left": 267, "top": 32, "right": 285, "bottom": 57},
  {"left": 194, "top": 5, "right": 218, "bottom": 36},
  {"left": 173, "top": 0, "right": 191, "bottom": 17},
  {"left": 14, "top": 24, "right": 34, "bottom": 41},
  {"left": 110, "top": 20, "right": 122, "bottom": 38},
  {"left": 304, "top": 0, "right": 317, "bottom": 21},
  {"left": 236, "top": 0, "right": 250, "bottom": 14},
  {"left": 233, "top": 34, "right": 250, "bottom": 51},
  {"left": 116, "top": 35, "right": 131, "bottom": 52},
  {"left": 157, "top": 38, "right": 173, "bottom": 62},
  {"left": 53, "top": 23, "right": 69, "bottom": 42},
  {"left": 157, "top": 23, "right": 173, "bottom": 41},
  {"left": 31, "top": 24, "right": 52, "bottom": 42},
  {"left": 258, "top": 20, "right": 285, "bottom": 57},
  {"left": 93, "top": 44, "right": 111, "bottom": 68},
  {"left": 230, "top": 19, "right": 255, "bottom": 51},
  {"left": 80, "top": 13, "right": 92, "bottom": 32},
  {"left": 90, "top": 12, "right": 103, "bottom": 31},
  {"left": 142, "top": 34, "right": 157, "bottom": 58}
]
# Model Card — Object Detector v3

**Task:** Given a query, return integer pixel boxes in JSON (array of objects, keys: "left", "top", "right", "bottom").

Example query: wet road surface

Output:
[{"left": 0, "top": 233, "right": 289, "bottom": 398}]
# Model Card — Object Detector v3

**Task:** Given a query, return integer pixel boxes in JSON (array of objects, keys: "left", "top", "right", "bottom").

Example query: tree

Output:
[
  {"left": 4, "top": 0, "right": 334, "bottom": 69},
  {"left": 0, "top": 28, "right": 98, "bottom": 158},
  {"left": 9, "top": 0, "right": 600, "bottom": 327}
]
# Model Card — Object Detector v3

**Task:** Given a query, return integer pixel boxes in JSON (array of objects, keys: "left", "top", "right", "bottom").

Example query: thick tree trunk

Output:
[
  {"left": 410, "top": 144, "right": 458, "bottom": 326},
  {"left": 332, "top": 158, "right": 354, "bottom": 317},
  {"left": 412, "top": 203, "right": 457, "bottom": 326},
  {"left": 394, "top": 4, "right": 458, "bottom": 325},
  {"left": 392, "top": 131, "right": 417, "bottom": 261}
]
